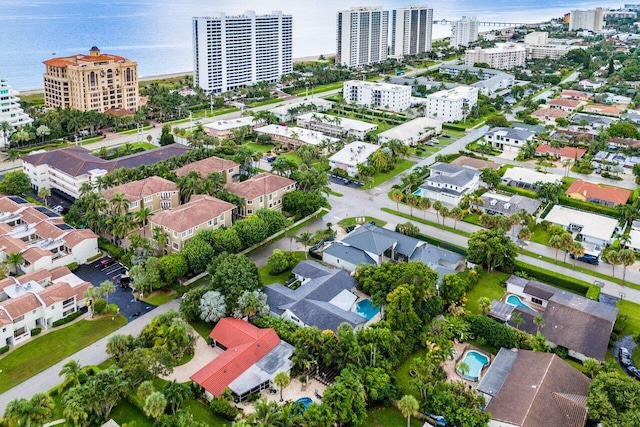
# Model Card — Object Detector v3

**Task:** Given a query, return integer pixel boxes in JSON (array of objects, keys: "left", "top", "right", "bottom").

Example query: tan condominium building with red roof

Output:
[
  {"left": 43, "top": 46, "right": 139, "bottom": 113},
  {"left": 0, "top": 195, "right": 99, "bottom": 274},
  {"left": 101, "top": 176, "right": 179, "bottom": 214},
  {"left": 149, "top": 195, "right": 235, "bottom": 253},
  {"left": 224, "top": 173, "right": 296, "bottom": 218},
  {"left": 0, "top": 267, "right": 91, "bottom": 347},
  {"left": 174, "top": 156, "right": 241, "bottom": 183}
]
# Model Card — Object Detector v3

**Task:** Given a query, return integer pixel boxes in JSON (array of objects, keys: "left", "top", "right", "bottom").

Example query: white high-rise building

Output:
[
  {"left": 193, "top": 11, "right": 293, "bottom": 94},
  {"left": 569, "top": 8, "right": 605, "bottom": 31},
  {"left": 426, "top": 86, "right": 478, "bottom": 122},
  {"left": 391, "top": 5, "right": 434, "bottom": 57},
  {"left": 336, "top": 7, "right": 389, "bottom": 67},
  {"left": 0, "top": 76, "right": 33, "bottom": 146},
  {"left": 465, "top": 43, "right": 527, "bottom": 70},
  {"left": 450, "top": 17, "right": 479, "bottom": 48}
]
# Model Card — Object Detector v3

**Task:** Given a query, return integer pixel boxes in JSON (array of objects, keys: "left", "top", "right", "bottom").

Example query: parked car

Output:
[
  {"left": 52, "top": 205, "right": 64, "bottom": 213},
  {"left": 620, "top": 347, "right": 632, "bottom": 366},
  {"left": 441, "top": 134, "right": 451, "bottom": 138},
  {"left": 628, "top": 366, "right": 640, "bottom": 380},
  {"left": 98, "top": 257, "right": 117, "bottom": 269},
  {"left": 569, "top": 253, "right": 599, "bottom": 265}
]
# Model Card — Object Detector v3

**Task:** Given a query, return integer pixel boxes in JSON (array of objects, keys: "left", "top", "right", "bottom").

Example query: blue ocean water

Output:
[{"left": 0, "top": 0, "right": 624, "bottom": 90}]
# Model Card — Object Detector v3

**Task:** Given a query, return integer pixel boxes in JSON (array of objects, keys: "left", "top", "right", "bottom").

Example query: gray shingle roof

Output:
[
  {"left": 480, "top": 193, "right": 541, "bottom": 216},
  {"left": 292, "top": 261, "right": 332, "bottom": 279},
  {"left": 571, "top": 113, "right": 615, "bottom": 126},
  {"left": 486, "top": 127, "right": 535, "bottom": 141},
  {"left": 323, "top": 242, "right": 377, "bottom": 266},
  {"left": 341, "top": 223, "right": 421, "bottom": 257}
]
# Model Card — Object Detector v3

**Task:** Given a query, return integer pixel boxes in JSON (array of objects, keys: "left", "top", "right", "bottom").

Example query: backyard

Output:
[
  {"left": 362, "top": 159, "right": 415, "bottom": 190},
  {"left": 463, "top": 271, "right": 509, "bottom": 314}
]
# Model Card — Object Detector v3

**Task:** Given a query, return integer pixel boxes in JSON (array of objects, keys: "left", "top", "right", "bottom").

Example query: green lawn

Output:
[
  {"left": 294, "top": 81, "right": 345, "bottom": 96},
  {"left": 247, "top": 98, "right": 283, "bottom": 108},
  {"left": 128, "top": 141, "right": 157, "bottom": 150},
  {"left": 463, "top": 213, "right": 480, "bottom": 226},
  {"left": 259, "top": 251, "right": 307, "bottom": 285},
  {"left": 381, "top": 208, "right": 470, "bottom": 238},
  {"left": 618, "top": 299, "right": 640, "bottom": 336},
  {"left": 0, "top": 315, "right": 127, "bottom": 393},
  {"left": 395, "top": 348, "right": 428, "bottom": 397},
  {"left": 145, "top": 290, "right": 177, "bottom": 306},
  {"left": 363, "top": 407, "right": 423, "bottom": 427},
  {"left": 245, "top": 142, "right": 275, "bottom": 153},
  {"left": 111, "top": 399, "right": 154, "bottom": 427},
  {"left": 463, "top": 271, "right": 509, "bottom": 314},
  {"left": 362, "top": 160, "right": 415, "bottom": 190},
  {"left": 118, "top": 125, "right": 153, "bottom": 135},
  {"left": 529, "top": 223, "right": 552, "bottom": 246},
  {"left": 183, "top": 398, "right": 230, "bottom": 426},
  {"left": 338, "top": 216, "right": 387, "bottom": 230},
  {"left": 190, "top": 319, "right": 214, "bottom": 341}
]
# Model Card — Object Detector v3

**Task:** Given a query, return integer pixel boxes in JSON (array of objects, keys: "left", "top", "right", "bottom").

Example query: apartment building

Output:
[
  {"left": 203, "top": 116, "right": 258, "bottom": 139},
  {"left": 0, "top": 267, "right": 91, "bottom": 347},
  {"left": 390, "top": 6, "right": 434, "bottom": 57},
  {"left": 450, "top": 17, "right": 479, "bottom": 48},
  {"left": 465, "top": 43, "right": 526, "bottom": 70},
  {"left": 149, "top": 195, "right": 235, "bottom": 253},
  {"left": 569, "top": 8, "right": 605, "bottom": 31},
  {"left": 343, "top": 80, "right": 411, "bottom": 112},
  {"left": 254, "top": 125, "right": 340, "bottom": 150},
  {"left": 296, "top": 113, "right": 377, "bottom": 140},
  {"left": 193, "top": 11, "right": 293, "bottom": 93},
  {"left": 426, "top": 86, "right": 478, "bottom": 122},
  {"left": 101, "top": 176, "right": 179, "bottom": 214},
  {"left": 43, "top": 47, "right": 139, "bottom": 113},
  {"left": 336, "top": 7, "right": 389, "bottom": 67},
  {"left": 224, "top": 173, "right": 296, "bottom": 217},
  {"left": 0, "top": 76, "right": 33, "bottom": 141},
  {"left": 329, "top": 142, "right": 380, "bottom": 177},
  {"left": 377, "top": 117, "right": 443, "bottom": 146},
  {"left": 174, "top": 156, "right": 241, "bottom": 183},
  {"left": 268, "top": 99, "right": 334, "bottom": 122},
  {"left": 439, "top": 64, "right": 514, "bottom": 96},
  {"left": 0, "top": 196, "right": 99, "bottom": 274}
]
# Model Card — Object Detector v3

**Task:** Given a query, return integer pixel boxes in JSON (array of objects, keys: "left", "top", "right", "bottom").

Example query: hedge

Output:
[
  {"left": 52, "top": 310, "right": 83, "bottom": 327},
  {"left": 496, "top": 184, "right": 539, "bottom": 199},
  {"left": 443, "top": 123, "right": 467, "bottom": 132},
  {"left": 466, "top": 314, "right": 518, "bottom": 349},
  {"left": 98, "top": 237, "right": 125, "bottom": 260},
  {"left": 66, "top": 262, "right": 79, "bottom": 271},
  {"left": 415, "top": 233, "right": 468, "bottom": 256},
  {"left": 511, "top": 261, "right": 591, "bottom": 296},
  {"left": 586, "top": 286, "right": 601, "bottom": 301},
  {"left": 0, "top": 345, "right": 9, "bottom": 354},
  {"left": 557, "top": 195, "right": 618, "bottom": 218},
  {"left": 30, "top": 327, "right": 42, "bottom": 336}
]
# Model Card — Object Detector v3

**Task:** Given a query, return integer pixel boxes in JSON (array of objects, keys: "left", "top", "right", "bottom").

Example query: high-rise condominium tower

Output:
[
  {"left": 450, "top": 17, "right": 479, "bottom": 48},
  {"left": 391, "top": 5, "right": 434, "bottom": 57},
  {"left": 336, "top": 7, "right": 389, "bottom": 67}
]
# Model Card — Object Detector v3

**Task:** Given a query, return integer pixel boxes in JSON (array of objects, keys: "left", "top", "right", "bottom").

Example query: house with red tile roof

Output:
[
  {"left": 0, "top": 267, "right": 91, "bottom": 347},
  {"left": 565, "top": 180, "right": 631, "bottom": 206},
  {"left": 190, "top": 318, "right": 294, "bottom": 401},
  {"left": 559, "top": 90, "right": 593, "bottom": 101},
  {"left": 584, "top": 103, "right": 626, "bottom": 117},
  {"left": 535, "top": 144, "right": 586, "bottom": 161},
  {"left": 224, "top": 173, "right": 296, "bottom": 217},
  {"left": 546, "top": 98, "right": 585, "bottom": 113},
  {"left": 531, "top": 108, "right": 569, "bottom": 125}
]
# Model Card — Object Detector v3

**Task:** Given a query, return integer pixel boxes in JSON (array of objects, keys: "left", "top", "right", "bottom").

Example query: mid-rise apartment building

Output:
[
  {"left": 450, "top": 17, "right": 479, "bottom": 48},
  {"left": 43, "top": 47, "right": 139, "bottom": 113},
  {"left": 390, "top": 6, "right": 434, "bottom": 57},
  {"left": 174, "top": 156, "right": 241, "bottom": 183},
  {"left": 225, "top": 173, "right": 296, "bottom": 218},
  {"left": 101, "top": 176, "right": 179, "bottom": 215},
  {"left": 569, "top": 8, "right": 605, "bottom": 31},
  {"left": 426, "top": 86, "right": 478, "bottom": 122},
  {"left": 336, "top": 7, "right": 389, "bottom": 67},
  {"left": 193, "top": 11, "right": 293, "bottom": 93},
  {"left": 343, "top": 80, "right": 411, "bottom": 112},
  {"left": 0, "top": 76, "right": 33, "bottom": 141},
  {"left": 465, "top": 43, "right": 526, "bottom": 70},
  {"left": 523, "top": 32, "right": 575, "bottom": 60}
]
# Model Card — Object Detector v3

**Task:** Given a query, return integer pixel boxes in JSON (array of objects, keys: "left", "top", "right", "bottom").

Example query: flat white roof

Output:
[
  {"left": 344, "top": 80, "right": 411, "bottom": 92},
  {"left": 329, "top": 141, "right": 380, "bottom": 166},
  {"left": 378, "top": 117, "right": 443, "bottom": 141},
  {"left": 204, "top": 116, "right": 255, "bottom": 131},
  {"left": 268, "top": 98, "right": 334, "bottom": 116},
  {"left": 502, "top": 167, "right": 560, "bottom": 185},
  {"left": 255, "top": 125, "right": 340, "bottom": 146},
  {"left": 545, "top": 205, "right": 618, "bottom": 242},
  {"left": 297, "top": 113, "right": 377, "bottom": 132},
  {"left": 428, "top": 85, "right": 478, "bottom": 100}
]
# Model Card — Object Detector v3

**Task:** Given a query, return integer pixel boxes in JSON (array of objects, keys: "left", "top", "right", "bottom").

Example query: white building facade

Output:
[
  {"left": 390, "top": 6, "right": 434, "bottom": 57},
  {"left": 0, "top": 76, "right": 33, "bottom": 147},
  {"left": 569, "top": 8, "right": 605, "bottom": 31},
  {"left": 329, "top": 142, "right": 380, "bottom": 177},
  {"left": 193, "top": 11, "right": 293, "bottom": 93},
  {"left": 343, "top": 81, "right": 411, "bottom": 112},
  {"left": 377, "top": 117, "right": 443, "bottom": 146},
  {"left": 336, "top": 7, "right": 389, "bottom": 67},
  {"left": 426, "top": 86, "right": 478, "bottom": 122},
  {"left": 465, "top": 43, "right": 526, "bottom": 70},
  {"left": 450, "top": 17, "right": 479, "bottom": 48}
]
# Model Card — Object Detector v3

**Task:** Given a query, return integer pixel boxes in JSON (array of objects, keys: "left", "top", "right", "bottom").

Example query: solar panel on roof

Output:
[
  {"left": 55, "top": 223, "right": 73, "bottom": 231},
  {"left": 8, "top": 196, "right": 28, "bottom": 204},
  {"left": 34, "top": 207, "right": 59, "bottom": 218}
]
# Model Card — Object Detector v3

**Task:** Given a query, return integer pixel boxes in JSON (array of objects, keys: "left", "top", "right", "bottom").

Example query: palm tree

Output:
[
  {"left": 58, "top": 359, "right": 83, "bottom": 393},
  {"left": 134, "top": 207, "right": 153, "bottom": 236},
  {"left": 620, "top": 249, "right": 636, "bottom": 285},
  {"left": 398, "top": 394, "right": 420, "bottom": 427},
  {"left": 405, "top": 194, "right": 419, "bottom": 217},
  {"left": 534, "top": 315, "right": 545, "bottom": 334},
  {"left": 457, "top": 361, "right": 470, "bottom": 378},
  {"left": 433, "top": 201, "right": 443, "bottom": 225},
  {"left": 450, "top": 206, "right": 463, "bottom": 230},
  {"left": 36, "top": 125, "right": 51, "bottom": 144},
  {"left": 84, "top": 286, "right": 102, "bottom": 318},
  {"left": 37, "top": 187, "right": 51, "bottom": 207},
  {"left": 6, "top": 149, "right": 19, "bottom": 162},
  {"left": 478, "top": 297, "right": 492, "bottom": 315},
  {"left": 606, "top": 250, "right": 622, "bottom": 278},
  {"left": 99, "top": 280, "right": 116, "bottom": 307},
  {"left": 391, "top": 189, "right": 404, "bottom": 212},
  {"left": 570, "top": 242, "right": 585, "bottom": 267},
  {"left": 5, "top": 393, "right": 54, "bottom": 427},
  {"left": 251, "top": 399, "right": 281, "bottom": 426},
  {"left": 274, "top": 371, "right": 291, "bottom": 402},
  {"left": 5, "top": 252, "right": 23, "bottom": 274},
  {"left": 0, "top": 121, "right": 13, "bottom": 149},
  {"left": 511, "top": 311, "right": 524, "bottom": 330},
  {"left": 296, "top": 231, "right": 314, "bottom": 259},
  {"left": 109, "top": 192, "right": 131, "bottom": 216},
  {"left": 549, "top": 235, "right": 563, "bottom": 261},
  {"left": 418, "top": 197, "right": 431, "bottom": 219}
]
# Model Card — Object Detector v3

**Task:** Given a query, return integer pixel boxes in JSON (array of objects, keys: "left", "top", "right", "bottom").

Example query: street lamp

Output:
[{"left": 210, "top": 93, "right": 214, "bottom": 116}]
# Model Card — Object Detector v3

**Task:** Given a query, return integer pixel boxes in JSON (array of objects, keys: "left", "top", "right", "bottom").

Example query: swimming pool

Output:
[
  {"left": 457, "top": 350, "right": 490, "bottom": 382},
  {"left": 506, "top": 295, "right": 536, "bottom": 311},
  {"left": 297, "top": 397, "right": 312, "bottom": 409},
  {"left": 353, "top": 299, "right": 380, "bottom": 320}
]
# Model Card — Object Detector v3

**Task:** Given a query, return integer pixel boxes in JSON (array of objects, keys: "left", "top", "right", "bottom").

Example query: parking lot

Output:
[
  {"left": 328, "top": 174, "right": 363, "bottom": 188},
  {"left": 75, "top": 259, "right": 157, "bottom": 321}
]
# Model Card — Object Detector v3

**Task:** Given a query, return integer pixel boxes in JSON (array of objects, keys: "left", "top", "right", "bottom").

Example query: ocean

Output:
[{"left": 0, "top": 0, "right": 625, "bottom": 91}]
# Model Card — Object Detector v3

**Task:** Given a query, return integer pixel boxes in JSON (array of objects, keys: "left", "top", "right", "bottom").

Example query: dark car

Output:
[
  {"left": 569, "top": 253, "right": 599, "bottom": 265},
  {"left": 620, "top": 347, "right": 632, "bottom": 366},
  {"left": 98, "top": 257, "right": 117, "bottom": 269},
  {"left": 628, "top": 366, "right": 640, "bottom": 380},
  {"left": 441, "top": 134, "right": 451, "bottom": 138}
]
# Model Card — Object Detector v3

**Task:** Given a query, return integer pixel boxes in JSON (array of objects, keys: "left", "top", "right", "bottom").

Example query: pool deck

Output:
[
  {"left": 353, "top": 289, "right": 382, "bottom": 326},
  {"left": 443, "top": 342, "right": 493, "bottom": 385},
  {"left": 503, "top": 293, "right": 542, "bottom": 313},
  {"left": 240, "top": 377, "right": 327, "bottom": 415}
]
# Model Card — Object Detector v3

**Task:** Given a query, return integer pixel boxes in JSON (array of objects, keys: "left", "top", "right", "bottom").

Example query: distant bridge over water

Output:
[{"left": 433, "top": 19, "right": 532, "bottom": 27}]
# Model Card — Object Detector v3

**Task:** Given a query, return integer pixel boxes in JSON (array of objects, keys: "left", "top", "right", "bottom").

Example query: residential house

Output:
[
  {"left": 254, "top": 125, "right": 340, "bottom": 150},
  {"left": 534, "top": 145, "right": 586, "bottom": 161},
  {"left": 224, "top": 173, "right": 296, "bottom": 217},
  {"left": 546, "top": 98, "right": 585, "bottom": 113},
  {"left": 621, "top": 109, "right": 640, "bottom": 124},
  {"left": 174, "top": 156, "right": 241, "bottom": 183},
  {"left": 23, "top": 144, "right": 190, "bottom": 200},
  {"left": 565, "top": 180, "right": 631, "bottom": 206},
  {"left": 343, "top": 80, "right": 412, "bottom": 113},
  {"left": 477, "top": 348, "right": 591, "bottom": 427},
  {"left": 263, "top": 261, "right": 369, "bottom": 332},
  {"left": 377, "top": 117, "right": 443, "bottom": 146},
  {"left": 328, "top": 142, "right": 380, "bottom": 177},
  {"left": 203, "top": 117, "right": 257, "bottom": 139},
  {"left": 570, "top": 113, "right": 616, "bottom": 129},
  {"left": 438, "top": 64, "right": 514, "bottom": 96},
  {"left": 484, "top": 127, "right": 535, "bottom": 152},
  {"left": 592, "top": 151, "right": 640, "bottom": 174},
  {"left": 414, "top": 162, "right": 480, "bottom": 205},
  {"left": 190, "top": 318, "right": 293, "bottom": 401},
  {"left": 296, "top": 113, "right": 377, "bottom": 141},
  {"left": 0, "top": 267, "right": 91, "bottom": 347},
  {"left": 0, "top": 196, "right": 99, "bottom": 274},
  {"left": 148, "top": 195, "right": 235, "bottom": 253},
  {"left": 544, "top": 205, "right": 619, "bottom": 249},
  {"left": 531, "top": 108, "right": 569, "bottom": 126},
  {"left": 322, "top": 223, "right": 464, "bottom": 281},
  {"left": 450, "top": 156, "right": 500, "bottom": 170},
  {"left": 479, "top": 192, "right": 541, "bottom": 217},
  {"left": 501, "top": 167, "right": 561, "bottom": 190},
  {"left": 628, "top": 221, "right": 640, "bottom": 252},
  {"left": 578, "top": 79, "right": 604, "bottom": 90},
  {"left": 559, "top": 90, "right": 593, "bottom": 101},
  {"left": 584, "top": 103, "right": 626, "bottom": 117},
  {"left": 101, "top": 176, "right": 179, "bottom": 214}
]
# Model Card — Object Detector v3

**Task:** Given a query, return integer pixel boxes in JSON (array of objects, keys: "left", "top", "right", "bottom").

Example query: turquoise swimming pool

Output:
[
  {"left": 457, "top": 350, "right": 489, "bottom": 382},
  {"left": 354, "top": 299, "right": 380, "bottom": 320},
  {"left": 506, "top": 295, "right": 536, "bottom": 311},
  {"left": 297, "top": 397, "right": 312, "bottom": 409}
]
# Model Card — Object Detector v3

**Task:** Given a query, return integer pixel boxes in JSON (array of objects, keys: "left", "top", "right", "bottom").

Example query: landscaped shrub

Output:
[
  {"left": 98, "top": 237, "right": 125, "bottom": 259},
  {"left": 65, "top": 262, "right": 79, "bottom": 271},
  {"left": 0, "top": 345, "right": 9, "bottom": 354},
  {"left": 210, "top": 397, "right": 240, "bottom": 421},
  {"left": 52, "top": 310, "right": 83, "bottom": 327},
  {"left": 586, "top": 286, "right": 601, "bottom": 301},
  {"left": 250, "top": 316, "right": 298, "bottom": 344},
  {"left": 558, "top": 195, "right": 618, "bottom": 218},
  {"left": 553, "top": 345, "right": 569, "bottom": 359},
  {"left": 93, "top": 298, "right": 107, "bottom": 315},
  {"left": 30, "top": 327, "right": 42, "bottom": 336},
  {"left": 466, "top": 314, "right": 518, "bottom": 349},
  {"left": 108, "top": 303, "right": 118, "bottom": 314},
  {"left": 512, "top": 262, "right": 590, "bottom": 296}
]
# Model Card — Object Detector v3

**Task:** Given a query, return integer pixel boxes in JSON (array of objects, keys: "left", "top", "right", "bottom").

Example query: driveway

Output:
[
  {"left": 613, "top": 334, "right": 637, "bottom": 375},
  {"left": 75, "top": 260, "right": 157, "bottom": 321}
]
